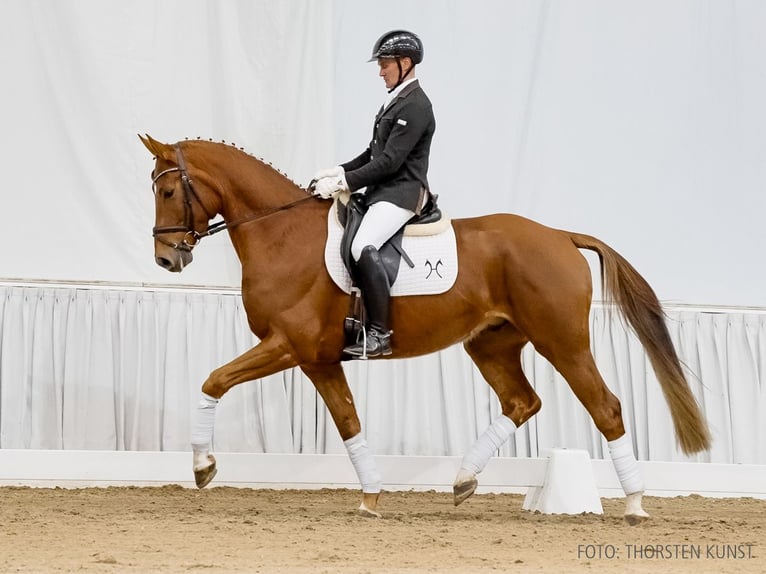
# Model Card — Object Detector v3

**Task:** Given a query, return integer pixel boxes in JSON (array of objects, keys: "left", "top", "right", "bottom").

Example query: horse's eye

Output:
[{"left": 162, "top": 188, "right": 175, "bottom": 199}]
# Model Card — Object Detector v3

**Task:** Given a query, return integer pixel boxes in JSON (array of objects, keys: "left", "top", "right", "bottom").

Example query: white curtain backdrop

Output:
[
  {"left": 1, "top": 2, "right": 765, "bottom": 466},
  {"left": 2, "top": 285, "right": 763, "bottom": 464}
]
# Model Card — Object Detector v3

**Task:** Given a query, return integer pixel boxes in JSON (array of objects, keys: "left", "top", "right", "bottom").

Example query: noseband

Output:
[{"left": 151, "top": 144, "right": 315, "bottom": 253}]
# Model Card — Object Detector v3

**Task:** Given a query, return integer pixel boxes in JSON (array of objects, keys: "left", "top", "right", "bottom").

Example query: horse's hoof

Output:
[
  {"left": 357, "top": 505, "right": 382, "bottom": 518},
  {"left": 623, "top": 491, "right": 649, "bottom": 525},
  {"left": 194, "top": 455, "right": 218, "bottom": 489},
  {"left": 624, "top": 511, "right": 650, "bottom": 526},
  {"left": 453, "top": 476, "right": 478, "bottom": 506},
  {"left": 358, "top": 492, "right": 381, "bottom": 518}
]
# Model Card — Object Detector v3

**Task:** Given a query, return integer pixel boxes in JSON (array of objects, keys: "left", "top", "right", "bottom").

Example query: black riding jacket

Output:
[{"left": 341, "top": 80, "right": 435, "bottom": 213}]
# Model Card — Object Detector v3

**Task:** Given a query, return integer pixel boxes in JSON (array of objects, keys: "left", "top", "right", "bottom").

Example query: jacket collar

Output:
[
  {"left": 377, "top": 79, "right": 420, "bottom": 119},
  {"left": 397, "top": 78, "right": 420, "bottom": 99}
]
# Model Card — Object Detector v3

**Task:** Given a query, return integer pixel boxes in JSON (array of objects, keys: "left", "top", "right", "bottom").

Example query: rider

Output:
[{"left": 313, "top": 29, "right": 436, "bottom": 358}]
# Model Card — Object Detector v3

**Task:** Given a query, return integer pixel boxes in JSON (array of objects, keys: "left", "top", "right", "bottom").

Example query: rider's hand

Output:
[
  {"left": 313, "top": 174, "right": 348, "bottom": 199},
  {"left": 313, "top": 165, "right": 344, "bottom": 181}
]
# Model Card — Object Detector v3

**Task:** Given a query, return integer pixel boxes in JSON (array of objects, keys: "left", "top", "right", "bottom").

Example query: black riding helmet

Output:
[{"left": 369, "top": 30, "right": 423, "bottom": 92}]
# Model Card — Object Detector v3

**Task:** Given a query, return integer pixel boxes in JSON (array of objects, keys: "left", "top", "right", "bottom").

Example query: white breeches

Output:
[{"left": 351, "top": 200, "right": 415, "bottom": 261}]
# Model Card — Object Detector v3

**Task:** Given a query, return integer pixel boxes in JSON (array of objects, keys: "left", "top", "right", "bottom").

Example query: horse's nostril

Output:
[{"left": 156, "top": 256, "right": 173, "bottom": 269}]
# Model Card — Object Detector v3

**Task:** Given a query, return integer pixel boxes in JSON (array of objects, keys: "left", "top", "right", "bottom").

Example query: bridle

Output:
[
  {"left": 151, "top": 144, "right": 315, "bottom": 253},
  {"left": 151, "top": 144, "right": 218, "bottom": 251}
]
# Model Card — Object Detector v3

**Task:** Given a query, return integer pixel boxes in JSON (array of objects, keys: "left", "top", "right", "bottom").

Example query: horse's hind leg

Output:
[
  {"left": 301, "top": 362, "right": 382, "bottom": 518},
  {"left": 456, "top": 323, "right": 542, "bottom": 505},
  {"left": 541, "top": 344, "right": 649, "bottom": 525}
]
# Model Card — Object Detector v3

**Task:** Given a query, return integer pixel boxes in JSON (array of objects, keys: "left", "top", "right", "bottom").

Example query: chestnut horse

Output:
[{"left": 140, "top": 135, "right": 710, "bottom": 523}]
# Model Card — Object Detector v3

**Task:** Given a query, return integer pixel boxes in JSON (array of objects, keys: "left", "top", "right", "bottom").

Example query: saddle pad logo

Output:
[{"left": 324, "top": 209, "right": 458, "bottom": 296}]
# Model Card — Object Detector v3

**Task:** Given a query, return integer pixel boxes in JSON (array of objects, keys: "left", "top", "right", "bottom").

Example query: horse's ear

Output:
[{"left": 138, "top": 133, "right": 172, "bottom": 159}]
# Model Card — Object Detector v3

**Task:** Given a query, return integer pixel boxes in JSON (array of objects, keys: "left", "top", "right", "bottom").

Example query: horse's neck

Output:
[
  {"left": 187, "top": 145, "right": 323, "bottom": 272},
  {"left": 212, "top": 161, "right": 324, "bottom": 270},
  {"left": 218, "top": 161, "right": 306, "bottom": 221}
]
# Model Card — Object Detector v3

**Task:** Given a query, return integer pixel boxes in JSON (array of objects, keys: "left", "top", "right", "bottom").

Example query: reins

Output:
[
  {"left": 200, "top": 194, "right": 315, "bottom": 239},
  {"left": 152, "top": 143, "right": 315, "bottom": 251}
]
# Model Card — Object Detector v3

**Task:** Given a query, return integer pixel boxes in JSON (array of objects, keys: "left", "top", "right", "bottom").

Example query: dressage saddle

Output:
[{"left": 338, "top": 192, "right": 442, "bottom": 285}]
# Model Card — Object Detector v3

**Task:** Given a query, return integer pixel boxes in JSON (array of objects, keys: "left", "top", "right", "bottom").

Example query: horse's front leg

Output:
[
  {"left": 191, "top": 335, "right": 297, "bottom": 488},
  {"left": 302, "top": 363, "right": 382, "bottom": 518}
]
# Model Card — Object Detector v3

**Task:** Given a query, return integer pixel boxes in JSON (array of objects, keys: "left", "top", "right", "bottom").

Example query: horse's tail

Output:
[{"left": 568, "top": 232, "right": 711, "bottom": 455}]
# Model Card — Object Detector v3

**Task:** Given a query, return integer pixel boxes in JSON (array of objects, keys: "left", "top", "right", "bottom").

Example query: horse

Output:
[{"left": 139, "top": 134, "right": 711, "bottom": 524}]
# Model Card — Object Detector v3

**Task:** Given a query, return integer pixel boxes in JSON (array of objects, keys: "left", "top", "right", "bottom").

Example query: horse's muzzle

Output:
[{"left": 155, "top": 249, "right": 193, "bottom": 272}]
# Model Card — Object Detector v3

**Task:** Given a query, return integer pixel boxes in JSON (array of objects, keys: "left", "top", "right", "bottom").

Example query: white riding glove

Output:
[
  {"left": 313, "top": 165, "right": 344, "bottom": 181},
  {"left": 313, "top": 173, "right": 349, "bottom": 199}
]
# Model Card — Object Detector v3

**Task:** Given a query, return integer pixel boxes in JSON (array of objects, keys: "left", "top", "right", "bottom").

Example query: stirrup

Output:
[{"left": 344, "top": 327, "right": 392, "bottom": 359}]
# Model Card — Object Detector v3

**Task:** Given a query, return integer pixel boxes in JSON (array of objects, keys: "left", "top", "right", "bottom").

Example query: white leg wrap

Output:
[
  {"left": 608, "top": 433, "right": 644, "bottom": 495},
  {"left": 191, "top": 392, "right": 219, "bottom": 453},
  {"left": 344, "top": 433, "right": 382, "bottom": 493},
  {"left": 459, "top": 415, "right": 517, "bottom": 475}
]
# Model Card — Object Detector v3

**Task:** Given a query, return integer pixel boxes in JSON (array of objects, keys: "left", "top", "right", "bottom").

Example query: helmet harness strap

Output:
[{"left": 388, "top": 58, "right": 413, "bottom": 93}]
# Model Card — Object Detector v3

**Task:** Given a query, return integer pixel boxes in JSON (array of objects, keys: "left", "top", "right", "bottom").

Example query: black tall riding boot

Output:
[{"left": 344, "top": 245, "right": 392, "bottom": 358}]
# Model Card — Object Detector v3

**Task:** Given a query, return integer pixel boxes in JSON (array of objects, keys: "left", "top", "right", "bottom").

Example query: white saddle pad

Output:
[{"left": 324, "top": 203, "right": 458, "bottom": 296}]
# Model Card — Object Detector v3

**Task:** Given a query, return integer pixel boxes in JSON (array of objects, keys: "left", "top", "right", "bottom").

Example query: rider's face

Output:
[{"left": 378, "top": 57, "right": 412, "bottom": 90}]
